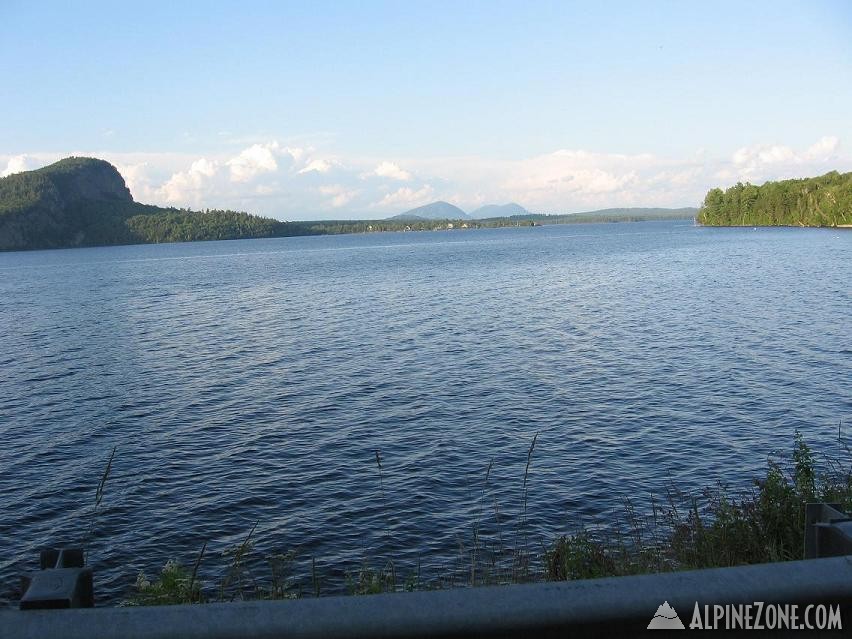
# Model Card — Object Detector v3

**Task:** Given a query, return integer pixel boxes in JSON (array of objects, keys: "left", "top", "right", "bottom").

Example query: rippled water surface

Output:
[{"left": 1, "top": 221, "right": 850, "bottom": 604}]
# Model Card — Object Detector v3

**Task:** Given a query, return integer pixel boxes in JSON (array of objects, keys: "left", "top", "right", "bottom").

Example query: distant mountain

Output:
[
  {"left": 390, "top": 201, "right": 469, "bottom": 220},
  {"left": 469, "top": 202, "right": 530, "bottom": 219}
]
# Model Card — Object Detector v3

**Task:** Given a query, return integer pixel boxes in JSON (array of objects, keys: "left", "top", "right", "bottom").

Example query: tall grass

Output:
[
  {"left": 512, "top": 432, "right": 538, "bottom": 582},
  {"left": 125, "top": 430, "right": 851, "bottom": 605},
  {"left": 85, "top": 445, "right": 116, "bottom": 562},
  {"left": 546, "top": 430, "right": 852, "bottom": 580},
  {"left": 218, "top": 522, "right": 258, "bottom": 601}
]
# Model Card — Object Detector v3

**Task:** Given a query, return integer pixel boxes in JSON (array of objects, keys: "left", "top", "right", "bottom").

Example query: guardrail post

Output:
[
  {"left": 19, "top": 548, "right": 94, "bottom": 609},
  {"left": 805, "top": 503, "right": 852, "bottom": 559}
]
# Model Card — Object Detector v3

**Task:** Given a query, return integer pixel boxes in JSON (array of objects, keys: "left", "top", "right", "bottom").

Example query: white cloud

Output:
[
  {"left": 158, "top": 157, "right": 221, "bottom": 205},
  {"left": 136, "top": 142, "right": 306, "bottom": 208},
  {"left": 376, "top": 184, "right": 435, "bottom": 208},
  {"left": 227, "top": 142, "right": 279, "bottom": 182},
  {"left": 804, "top": 136, "right": 839, "bottom": 161},
  {"left": 5, "top": 135, "right": 849, "bottom": 218},
  {"left": 319, "top": 184, "right": 358, "bottom": 208},
  {"left": 190, "top": 157, "right": 218, "bottom": 177},
  {"left": 297, "top": 158, "right": 337, "bottom": 175},
  {"left": 115, "top": 162, "right": 154, "bottom": 201},
  {"left": 370, "top": 161, "right": 412, "bottom": 181},
  {"left": 254, "top": 183, "right": 279, "bottom": 196},
  {"left": 499, "top": 149, "right": 655, "bottom": 208},
  {"left": 1, "top": 155, "right": 34, "bottom": 177},
  {"left": 724, "top": 136, "right": 844, "bottom": 183},
  {"left": 282, "top": 146, "right": 306, "bottom": 163},
  {"left": 668, "top": 167, "right": 704, "bottom": 186},
  {"left": 732, "top": 144, "right": 795, "bottom": 167}
]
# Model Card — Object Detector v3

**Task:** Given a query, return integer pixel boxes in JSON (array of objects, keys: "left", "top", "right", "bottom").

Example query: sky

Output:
[{"left": 1, "top": 0, "right": 851, "bottom": 220}]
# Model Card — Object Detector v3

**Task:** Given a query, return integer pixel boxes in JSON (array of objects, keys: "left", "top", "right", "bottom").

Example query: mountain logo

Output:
[{"left": 647, "top": 601, "right": 685, "bottom": 630}]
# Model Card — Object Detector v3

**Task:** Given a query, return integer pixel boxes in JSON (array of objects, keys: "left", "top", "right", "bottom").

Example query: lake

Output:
[{"left": 0, "top": 220, "right": 849, "bottom": 604}]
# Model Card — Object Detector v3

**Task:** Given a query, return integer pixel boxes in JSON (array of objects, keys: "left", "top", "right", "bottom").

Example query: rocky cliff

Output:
[{"left": 0, "top": 157, "right": 137, "bottom": 250}]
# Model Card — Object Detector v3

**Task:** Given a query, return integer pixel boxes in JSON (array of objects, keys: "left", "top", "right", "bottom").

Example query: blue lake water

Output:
[{"left": 0, "top": 220, "right": 850, "bottom": 604}]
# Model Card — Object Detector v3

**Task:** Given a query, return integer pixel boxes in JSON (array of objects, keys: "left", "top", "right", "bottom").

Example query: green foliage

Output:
[
  {"left": 127, "top": 543, "right": 304, "bottom": 605},
  {"left": 125, "top": 208, "right": 289, "bottom": 244},
  {"left": 347, "top": 561, "right": 397, "bottom": 595},
  {"left": 264, "top": 551, "right": 302, "bottom": 600},
  {"left": 668, "top": 464, "right": 804, "bottom": 569},
  {"left": 548, "top": 433, "right": 852, "bottom": 581},
  {"left": 697, "top": 170, "right": 852, "bottom": 227},
  {"left": 0, "top": 172, "right": 55, "bottom": 217},
  {"left": 128, "top": 560, "right": 203, "bottom": 606},
  {"left": 546, "top": 532, "right": 616, "bottom": 580},
  {"left": 793, "top": 430, "right": 816, "bottom": 501}
]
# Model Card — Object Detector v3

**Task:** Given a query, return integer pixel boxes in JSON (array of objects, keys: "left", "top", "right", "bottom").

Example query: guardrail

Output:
[
  {"left": 2, "top": 555, "right": 851, "bottom": 638},
  {"left": 3, "top": 503, "right": 851, "bottom": 638}
]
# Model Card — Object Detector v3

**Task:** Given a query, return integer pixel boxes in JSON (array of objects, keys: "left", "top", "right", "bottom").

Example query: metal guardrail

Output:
[
  {"left": 4, "top": 503, "right": 851, "bottom": 637},
  {"left": 2, "top": 555, "right": 851, "bottom": 639}
]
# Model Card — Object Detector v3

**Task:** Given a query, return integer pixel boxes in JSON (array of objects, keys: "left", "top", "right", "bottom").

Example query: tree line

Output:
[{"left": 697, "top": 171, "right": 852, "bottom": 227}]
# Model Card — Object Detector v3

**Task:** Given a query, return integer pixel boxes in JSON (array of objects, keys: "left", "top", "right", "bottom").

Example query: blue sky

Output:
[{"left": 1, "top": 1, "right": 850, "bottom": 219}]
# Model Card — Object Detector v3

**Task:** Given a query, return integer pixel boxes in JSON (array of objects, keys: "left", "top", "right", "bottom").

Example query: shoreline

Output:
[
  {"left": 0, "top": 216, "right": 694, "bottom": 255},
  {"left": 696, "top": 222, "right": 852, "bottom": 229}
]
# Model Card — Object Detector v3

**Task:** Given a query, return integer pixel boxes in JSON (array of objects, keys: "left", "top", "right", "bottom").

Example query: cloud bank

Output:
[
  {"left": 1, "top": 155, "right": 37, "bottom": 178},
  {"left": 1, "top": 136, "right": 848, "bottom": 220}
]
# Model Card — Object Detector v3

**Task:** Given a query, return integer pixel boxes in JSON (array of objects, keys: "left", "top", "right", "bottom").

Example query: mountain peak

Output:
[
  {"left": 34, "top": 157, "right": 134, "bottom": 203},
  {"left": 390, "top": 200, "right": 469, "bottom": 220},
  {"left": 0, "top": 157, "right": 136, "bottom": 250}
]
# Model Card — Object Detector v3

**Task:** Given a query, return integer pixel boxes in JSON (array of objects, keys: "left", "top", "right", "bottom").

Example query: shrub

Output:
[{"left": 128, "top": 560, "right": 202, "bottom": 606}]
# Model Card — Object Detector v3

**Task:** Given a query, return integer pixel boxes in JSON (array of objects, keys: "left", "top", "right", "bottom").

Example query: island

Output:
[{"left": 697, "top": 170, "right": 852, "bottom": 227}]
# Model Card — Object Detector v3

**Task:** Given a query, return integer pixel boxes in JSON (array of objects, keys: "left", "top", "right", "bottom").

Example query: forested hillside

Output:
[
  {"left": 697, "top": 171, "right": 852, "bottom": 227},
  {"left": 125, "top": 207, "right": 292, "bottom": 243},
  {"left": 0, "top": 158, "right": 298, "bottom": 250}
]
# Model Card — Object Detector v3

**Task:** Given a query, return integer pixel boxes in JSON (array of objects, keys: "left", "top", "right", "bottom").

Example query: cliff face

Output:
[
  {"left": 0, "top": 157, "right": 136, "bottom": 250},
  {"left": 41, "top": 157, "right": 133, "bottom": 204}
]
